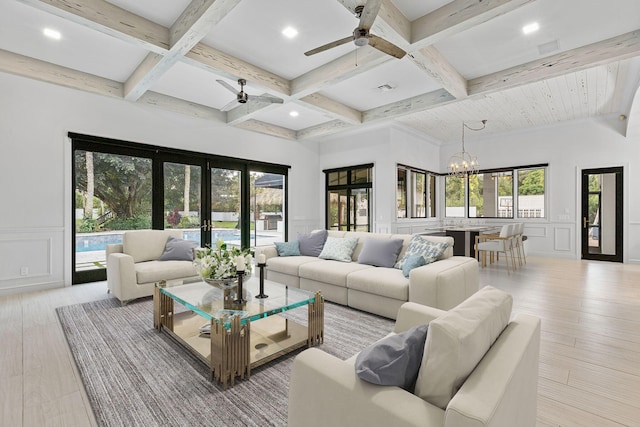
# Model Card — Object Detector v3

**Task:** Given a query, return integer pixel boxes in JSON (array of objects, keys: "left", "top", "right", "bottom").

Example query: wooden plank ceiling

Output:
[{"left": 1, "top": 0, "right": 640, "bottom": 142}]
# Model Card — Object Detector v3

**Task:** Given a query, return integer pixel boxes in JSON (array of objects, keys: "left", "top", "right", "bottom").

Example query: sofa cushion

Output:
[
  {"left": 402, "top": 254, "right": 426, "bottom": 277},
  {"left": 414, "top": 286, "right": 513, "bottom": 409},
  {"left": 135, "top": 260, "right": 198, "bottom": 284},
  {"left": 299, "top": 259, "right": 372, "bottom": 287},
  {"left": 395, "top": 235, "right": 450, "bottom": 270},
  {"left": 158, "top": 236, "right": 198, "bottom": 261},
  {"left": 123, "top": 229, "right": 183, "bottom": 263},
  {"left": 298, "top": 230, "right": 328, "bottom": 257},
  {"left": 266, "top": 255, "right": 321, "bottom": 276},
  {"left": 346, "top": 268, "right": 409, "bottom": 301},
  {"left": 274, "top": 241, "right": 301, "bottom": 257},
  {"left": 355, "top": 323, "right": 429, "bottom": 391},
  {"left": 357, "top": 237, "right": 403, "bottom": 268},
  {"left": 319, "top": 237, "right": 359, "bottom": 262}
]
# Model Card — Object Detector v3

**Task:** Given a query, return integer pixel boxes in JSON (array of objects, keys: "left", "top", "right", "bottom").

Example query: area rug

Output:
[{"left": 56, "top": 297, "right": 394, "bottom": 427}]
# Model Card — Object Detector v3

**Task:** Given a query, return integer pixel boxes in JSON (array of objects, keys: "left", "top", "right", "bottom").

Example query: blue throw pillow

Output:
[
  {"left": 357, "top": 238, "right": 404, "bottom": 268},
  {"left": 158, "top": 236, "right": 198, "bottom": 261},
  {"left": 274, "top": 241, "right": 301, "bottom": 257},
  {"left": 297, "top": 230, "right": 328, "bottom": 257},
  {"left": 355, "top": 323, "right": 429, "bottom": 391},
  {"left": 402, "top": 254, "right": 426, "bottom": 277}
]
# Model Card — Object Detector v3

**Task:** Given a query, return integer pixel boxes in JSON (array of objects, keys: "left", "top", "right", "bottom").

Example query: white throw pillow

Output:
[
  {"left": 414, "top": 286, "right": 513, "bottom": 409},
  {"left": 318, "top": 237, "right": 358, "bottom": 262}
]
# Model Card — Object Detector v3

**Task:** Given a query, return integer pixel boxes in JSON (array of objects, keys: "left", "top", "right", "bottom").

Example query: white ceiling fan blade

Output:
[
  {"left": 304, "top": 36, "right": 353, "bottom": 56},
  {"left": 216, "top": 79, "right": 238, "bottom": 95},
  {"left": 359, "top": 0, "right": 382, "bottom": 30},
  {"left": 251, "top": 95, "right": 284, "bottom": 104},
  {"left": 220, "top": 99, "right": 238, "bottom": 112},
  {"left": 369, "top": 34, "right": 406, "bottom": 59}
]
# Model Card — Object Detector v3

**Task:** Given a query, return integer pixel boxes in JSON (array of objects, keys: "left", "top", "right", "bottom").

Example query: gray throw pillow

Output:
[
  {"left": 357, "top": 238, "right": 404, "bottom": 268},
  {"left": 355, "top": 323, "right": 429, "bottom": 391},
  {"left": 158, "top": 236, "right": 198, "bottom": 261},
  {"left": 297, "top": 230, "right": 328, "bottom": 257}
]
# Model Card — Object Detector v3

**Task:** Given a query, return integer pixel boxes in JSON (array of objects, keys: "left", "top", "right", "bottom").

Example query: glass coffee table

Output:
[{"left": 153, "top": 277, "right": 324, "bottom": 389}]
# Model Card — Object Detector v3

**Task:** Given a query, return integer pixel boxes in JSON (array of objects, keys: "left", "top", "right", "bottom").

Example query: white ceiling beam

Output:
[
  {"left": 0, "top": 49, "right": 123, "bottom": 98},
  {"left": 124, "top": 0, "right": 242, "bottom": 101},
  {"left": 184, "top": 43, "right": 290, "bottom": 96},
  {"left": 363, "top": 88, "right": 456, "bottom": 123},
  {"left": 409, "top": 46, "right": 468, "bottom": 98},
  {"left": 16, "top": 0, "right": 169, "bottom": 53},
  {"left": 236, "top": 119, "right": 297, "bottom": 140},
  {"left": 299, "top": 94, "right": 362, "bottom": 124},
  {"left": 468, "top": 29, "right": 640, "bottom": 96},
  {"left": 296, "top": 120, "right": 355, "bottom": 140},
  {"left": 137, "top": 91, "right": 226, "bottom": 122},
  {"left": 225, "top": 97, "right": 284, "bottom": 126},
  {"left": 291, "top": 46, "right": 392, "bottom": 97},
  {"left": 411, "top": 0, "right": 536, "bottom": 47}
]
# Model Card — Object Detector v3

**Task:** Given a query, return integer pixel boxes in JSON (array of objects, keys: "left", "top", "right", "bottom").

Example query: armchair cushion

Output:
[
  {"left": 157, "top": 236, "right": 198, "bottom": 261},
  {"left": 355, "top": 323, "right": 429, "bottom": 390},
  {"left": 414, "top": 285, "right": 512, "bottom": 409}
]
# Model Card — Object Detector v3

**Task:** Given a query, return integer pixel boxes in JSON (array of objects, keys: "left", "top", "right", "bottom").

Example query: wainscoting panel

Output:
[
  {"left": 554, "top": 227, "right": 572, "bottom": 252},
  {"left": 0, "top": 228, "right": 64, "bottom": 295}
]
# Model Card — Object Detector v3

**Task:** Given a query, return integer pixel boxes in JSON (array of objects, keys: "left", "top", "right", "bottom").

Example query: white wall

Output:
[
  {"left": 0, "top": 73, "right": 321, "bottom": 295},
  {"left": 438, "top": 115, "right": 640, "bottom": 262}
]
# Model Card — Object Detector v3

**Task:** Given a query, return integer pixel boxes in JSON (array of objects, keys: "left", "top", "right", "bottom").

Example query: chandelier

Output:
[{"left": 448, "top": 120, "right": 487, "bottom": 177}]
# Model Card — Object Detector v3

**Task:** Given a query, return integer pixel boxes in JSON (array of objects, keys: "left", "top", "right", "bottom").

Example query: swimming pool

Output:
[{"left": 75, "top": 229, "right": 246, "bottom": 253}]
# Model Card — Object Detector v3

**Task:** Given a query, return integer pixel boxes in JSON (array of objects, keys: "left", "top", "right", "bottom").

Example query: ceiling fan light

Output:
[{"left": 354, "top": 37, "right": 369, "bottom": 47}]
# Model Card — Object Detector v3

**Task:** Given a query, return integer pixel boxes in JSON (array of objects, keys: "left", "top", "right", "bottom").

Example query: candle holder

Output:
[
  {"left": 234, "top": 271, "right": 247, "bottom": 304},
  {"left": 256, "top": 262, "right": 268, "bottom": 299}
]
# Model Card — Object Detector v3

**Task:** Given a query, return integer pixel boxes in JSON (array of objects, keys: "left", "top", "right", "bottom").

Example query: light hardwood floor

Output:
[{"left": 1, "top": 256, "right": 639, "bottom": 426}]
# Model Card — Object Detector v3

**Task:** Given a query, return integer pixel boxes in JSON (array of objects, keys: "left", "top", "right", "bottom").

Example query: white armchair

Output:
[{"left": 288, "top": 291, "right": 541, "bottom": 427}]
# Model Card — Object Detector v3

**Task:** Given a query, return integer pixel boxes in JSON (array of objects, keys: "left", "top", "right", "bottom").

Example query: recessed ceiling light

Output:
[
  {"left": 289, "top": 111, "right": 299, "bottom": 117},
  {"left": 43, "top": 28, "right": 61, "bottom": 40},
  {"left": 377, "top": 83, "right": 395, "bottom": 92},
  {"left": 282, "top": 26, "right": 298, "bottom": 39},
  {"left": 522, "top": 22, "right": 539, "bottom": 35}
]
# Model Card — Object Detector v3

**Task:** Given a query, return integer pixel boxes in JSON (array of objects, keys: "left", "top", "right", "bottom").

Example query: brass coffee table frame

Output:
[{"left": 153, "top": 280, "right": 324, "bottom": 389}]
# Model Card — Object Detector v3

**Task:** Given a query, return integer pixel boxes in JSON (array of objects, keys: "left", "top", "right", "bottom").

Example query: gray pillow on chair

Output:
[
  {"left": 158, "top": 236, "right": 198, "bottom": 261},
  {"left": 355, "top": 323, "right": 429, "bottom": 391}
]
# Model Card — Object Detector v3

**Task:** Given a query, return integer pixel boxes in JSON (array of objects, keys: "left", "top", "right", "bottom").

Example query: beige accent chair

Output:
[
  {"left": 288, "top": 287, "right": 541, "bottom": 427},
  {"left": 106, "top": 229, "right": 199, "bottom": 303},
  {"left": 475, "top": 224, "right": 518, "bottom": 273}
]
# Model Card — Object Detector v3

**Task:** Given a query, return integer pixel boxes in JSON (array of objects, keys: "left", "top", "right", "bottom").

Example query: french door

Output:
[
  {"left": 581, "top": 167, "right": 623, "bottom": 262},
  {"left": 71, "top": 133, "right": 287, "bottom": 284}
]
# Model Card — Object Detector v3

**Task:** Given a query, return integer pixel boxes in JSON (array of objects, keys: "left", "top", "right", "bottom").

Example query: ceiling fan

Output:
[
  {"left": 216, "top": 78, "right": 283, "bottom": 112},
  {"left": 304, "top": 0, "right": 406, "bottom": 59}
]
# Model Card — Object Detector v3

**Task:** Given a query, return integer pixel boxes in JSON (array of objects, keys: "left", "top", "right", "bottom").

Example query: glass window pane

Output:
[
  {"left": 164, "top": 162, "right": 202, "bottom": 245},
  {"left": 211, "top": 168, "right": 241, "bottom": 248},
  {"left": 445, "top": 176, "right": 465, "bottom": 217},
  {"left": 412, "top": 172, "right": 426, "bottom": 218},
  {"left": 250, "top": 172, "right": 285, "bottom": 247},
  {"left": 328, "top": 190, "right": 348, "bottom": 230},
  {"left": 469, "top": 172, "right": 513, "bottom": 218},
  {"left": 397, "top": 168, "right": 407, "bottom": 219},
  {"left": 74, "top": 151, "right": 152, "bottom": 274},
  {"left": 517, "top": 168, "right": 545, "bottom": 218},
  {"left": 352, "top": 168, "right": 371, "bottom": 184}
]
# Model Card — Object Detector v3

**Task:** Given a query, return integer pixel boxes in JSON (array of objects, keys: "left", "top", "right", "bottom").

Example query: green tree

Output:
[
  {"left": 75, "top": 151, "right": 152, "bottom": 219},
  {"left": 518, "top": 169, "right": 544, "bottom": 195}
]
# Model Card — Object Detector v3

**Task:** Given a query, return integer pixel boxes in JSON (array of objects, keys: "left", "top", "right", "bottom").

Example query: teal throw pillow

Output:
[
  {"left": 395, "top": 235, "right": 449, "bottom": 269},
  {"left": 402, "top": 254, "right": 426, "bottom": 277},
  {"left": 318, "top": 237, "right": 359, "bottom": 262},
  {"left": 274, "top": 241, "right": 301, "bottom": 257}
]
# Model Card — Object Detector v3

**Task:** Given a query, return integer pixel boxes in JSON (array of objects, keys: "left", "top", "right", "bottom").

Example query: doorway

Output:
[{"left": 580, "top": 167, "right": 623, "bottom": 262}]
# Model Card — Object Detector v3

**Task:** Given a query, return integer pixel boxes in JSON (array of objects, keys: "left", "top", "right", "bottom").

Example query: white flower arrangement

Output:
[{"left": 194, "top": 238, "right": 252, "bottom": 280}]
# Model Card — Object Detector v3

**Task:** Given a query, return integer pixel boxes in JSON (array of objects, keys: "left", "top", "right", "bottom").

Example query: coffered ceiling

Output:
[{"left": 1, "top": 0, "right": 640, "bottom": 144}]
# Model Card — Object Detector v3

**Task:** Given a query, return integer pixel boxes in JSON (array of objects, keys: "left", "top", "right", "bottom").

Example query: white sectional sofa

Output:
[
  {"left": 106, "top": 229, "right": 199, "bottom": 303},
  {"left": 256, "top": 230, "right": 479, "bottom": 319}
]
